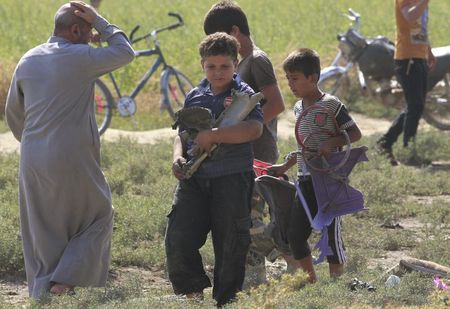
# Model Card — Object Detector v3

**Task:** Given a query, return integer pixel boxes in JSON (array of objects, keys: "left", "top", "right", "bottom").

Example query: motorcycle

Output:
[{"left": 319, "top": 8, "right": 450, "bottom": 130}]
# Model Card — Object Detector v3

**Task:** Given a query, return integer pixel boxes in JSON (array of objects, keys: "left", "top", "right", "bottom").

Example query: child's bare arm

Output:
[
  {"left": 260, "top": 84, "right": 285, "bottom": 124},
  {"left": 194, "top": 120, "right": 263, "bottom": 153},
  {"left": 172, "top": 135, "right": 187, "bottom": 180},
  {"left": 346, "top": 124, "right": 363, "bottom": 143},
  {"left": 318, "top": 124, "right": 362, "bottom": 157},
  {"left": 267, "top": 153, "right": 297, "bottom": 176}
]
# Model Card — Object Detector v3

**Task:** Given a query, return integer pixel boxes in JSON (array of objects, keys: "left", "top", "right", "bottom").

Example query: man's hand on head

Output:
[
  {"left": 90, "top": 32, "right": 101, "bottom": 43},
  {"left": 70, "top": 1, "right": 97, "bottom": 25}
]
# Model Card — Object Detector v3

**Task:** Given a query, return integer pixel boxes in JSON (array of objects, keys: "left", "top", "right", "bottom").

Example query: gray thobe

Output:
[{"left": 5, "top": 15, "right": 134, "bottom": 298}]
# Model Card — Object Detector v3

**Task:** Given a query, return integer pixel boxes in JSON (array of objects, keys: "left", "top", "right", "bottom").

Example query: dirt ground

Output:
[
  {"left": 0, "top": 112, "right": 442, "bottom": 305},
  {"left": 0, "top": 111, "right": 392, "bottom": 154}
]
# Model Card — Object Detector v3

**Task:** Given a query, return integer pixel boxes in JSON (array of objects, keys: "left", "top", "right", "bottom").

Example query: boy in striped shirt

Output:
[{"left": 269, "top": 48, "right": 362, "bottom": 283}]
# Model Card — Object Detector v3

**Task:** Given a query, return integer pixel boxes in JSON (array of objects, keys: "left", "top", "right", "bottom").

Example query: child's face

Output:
[
  {"left": 285, "top": 70, "right": 316, "bottom": 98},
  {"left": 202, "top": 55, "right": 238, "bottom": 94}
]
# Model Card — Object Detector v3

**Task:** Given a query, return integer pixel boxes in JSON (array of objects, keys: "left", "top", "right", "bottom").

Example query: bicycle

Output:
[{"left": 94, "top": 12, "right": 194, "bottom": 135}]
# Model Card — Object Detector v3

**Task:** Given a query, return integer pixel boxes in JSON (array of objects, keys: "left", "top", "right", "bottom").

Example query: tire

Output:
[
  {"left": 423, "top": 73, "right": 450, "bottom": 130},
  {"left": 161, "top": 68, "right": 194, "bottom": 120},
  {"left": 93, "top": 79, "right": 113, "bottom": 135},
  {"left": 318, "top": 72, "right": 351, "bottom": 100}
]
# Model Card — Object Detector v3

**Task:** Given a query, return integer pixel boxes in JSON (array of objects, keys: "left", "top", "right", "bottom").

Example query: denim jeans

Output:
[
  {"left": 165, "top": 172, "right": 254, "bottom": 306},
  {"left": 381, "top": 59, "right": 428, "bottom": 147}
]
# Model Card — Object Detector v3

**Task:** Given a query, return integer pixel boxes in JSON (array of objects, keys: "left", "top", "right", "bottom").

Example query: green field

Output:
[
  {"left": 1, "top": 132, "right": 449, "bottom": 308},
  {"left": 2, "top": 0, "right": 450, "bottom": 68},
  {"left": 1, "top": 0, "right": 449, "bottom": 129}
]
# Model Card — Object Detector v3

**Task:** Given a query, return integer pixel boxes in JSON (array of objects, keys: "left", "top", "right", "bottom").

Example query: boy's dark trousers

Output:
[
  {"left": 288, "top": 177, "right": 346, "bottom": 264},
  {"left": 165, "top": 172, "right": 254, "bottom": 306},
  {"left": 381, "top": 59, "right": 428, "bottom": 148}
]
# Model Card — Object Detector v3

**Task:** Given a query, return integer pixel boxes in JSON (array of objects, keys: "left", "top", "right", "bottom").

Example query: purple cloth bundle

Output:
[
  {"left": 307, "top": 146, "right": 368, "bottom": 230},
  {"left": 296, "top": 146, "right": 368, "bottom": 263}
]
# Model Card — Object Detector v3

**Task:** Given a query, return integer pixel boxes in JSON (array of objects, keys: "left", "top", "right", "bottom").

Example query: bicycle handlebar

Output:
[
  {"left": 168, "top": 12, "right": 183, "bottom": 26},
  {"left": 129, "top": 25, "right": 140, "bottom": 42},
  {"left": 130, "top": 12, "right": 184, "bottom": 44}
]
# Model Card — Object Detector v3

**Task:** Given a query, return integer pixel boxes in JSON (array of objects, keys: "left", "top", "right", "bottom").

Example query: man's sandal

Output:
[{"left": 49, "top": 283, "right": 75, "bottom": 296}]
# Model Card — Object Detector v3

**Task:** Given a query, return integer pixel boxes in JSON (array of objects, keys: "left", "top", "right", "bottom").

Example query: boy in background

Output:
[
  {"left": 165, "top": 32, "right": 263, "bottom": 306},
  {"left": 269, "top": 48, "right": 362, "bottom": 282}
]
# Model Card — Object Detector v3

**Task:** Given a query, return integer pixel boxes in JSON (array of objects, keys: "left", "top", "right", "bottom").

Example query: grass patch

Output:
[
  {"left": 0, "top": 154, "right": 23, "bottom": 272},
  {"left": 234, "top": 271, "right": 435, "bottom": 308},
  {"left": 0, "top": 59, "right": 15, "bottom": 125},
  {"left": 0, "top": 129, "right": 449, "bottom": 307},
  {"left": 345, "top": 86, "right": 399, "bottom": 121},
  {"left": 0, "top": 118, "right": 8, "bottom": 134},
  {"left": 106, "top": 109, "right": 175, "bottom": 131},
  {"left": 1, "top": 0, "right": 450, "bottom": 122}
]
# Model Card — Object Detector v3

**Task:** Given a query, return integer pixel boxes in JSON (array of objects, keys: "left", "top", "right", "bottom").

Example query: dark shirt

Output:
[
  {"left": 238, "top": 46, "right": 279, "bottom": 163},
  {"left": 182, "top": 74, "right": 264, "bottom": 178}
]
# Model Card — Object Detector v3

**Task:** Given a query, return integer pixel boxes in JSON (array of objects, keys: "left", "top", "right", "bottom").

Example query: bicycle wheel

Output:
[
  {"left": 318, "top": 72, "right": 351, "bottom": 100},
  {"left": 423, "top": 73, "right": 450, "bottom": 130},
  {"left": 161, "top": 68, "right": 194, "bottom": 119},
  {"left": 93, "top": 79, "right": 114, "bottom": 135}
]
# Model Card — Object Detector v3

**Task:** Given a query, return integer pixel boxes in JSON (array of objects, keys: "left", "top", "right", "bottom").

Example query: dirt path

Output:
[
  {"left": 277, "top": 111, "right": 391, "bottom": 140},
  {"left": 0, "top": 273, "right": 28, "bottom": 306},
  {"left": 0, "top": 112, "right": 391, "bottom": 154}
]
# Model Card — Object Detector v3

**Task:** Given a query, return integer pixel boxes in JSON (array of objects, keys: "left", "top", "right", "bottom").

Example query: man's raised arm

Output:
[
  {"left": 71, "top": 1, "right": 135, "bottom": 77},
  {"left": 401, "top": 0, "right": 429, "bottom": 24}
]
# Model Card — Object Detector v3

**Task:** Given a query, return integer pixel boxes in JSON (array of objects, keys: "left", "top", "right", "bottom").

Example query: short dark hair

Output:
[
  {"left": 199, "top": 32, "right": 240, "bottom": 61},
  {"left": 283, "top": 48, "right": 321, "bottom": 78},
  {"left": 203, "top": 1, "right": 250, "bottom": 36}
]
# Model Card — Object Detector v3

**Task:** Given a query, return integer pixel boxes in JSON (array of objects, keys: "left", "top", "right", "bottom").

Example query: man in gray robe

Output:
[{"left": 5, "top": 1, "right": 134, "bottom": 299}]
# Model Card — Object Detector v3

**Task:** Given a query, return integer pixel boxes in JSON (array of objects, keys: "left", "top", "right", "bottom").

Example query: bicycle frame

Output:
[
  {"left": 93, "top": 12, "right": 194, "bottom": 134},
  {"left": 105, "top": 12, "right": 183, "bottom": 101},
  {"left": 106, "top": 36, "right": 168, "bottom": 100}
]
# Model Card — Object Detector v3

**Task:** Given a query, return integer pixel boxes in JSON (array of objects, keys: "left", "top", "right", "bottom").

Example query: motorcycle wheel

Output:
[
  {"left": 318, "top": 72, "right": 351, "bottom": 101},
  {"left": 423, "top": 73, "right": 450, "bottom": 130}
]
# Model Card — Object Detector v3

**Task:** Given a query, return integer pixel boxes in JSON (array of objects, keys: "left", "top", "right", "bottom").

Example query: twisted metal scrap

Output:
[
  {"left": 172, "top": 106, "right": 214, "bottom": 132},
  {"left": 174, "top": 89, "right": 264, "bottom": 179},
  {"left": 172, "top": 106, "right": 214, "bottom": 144}
]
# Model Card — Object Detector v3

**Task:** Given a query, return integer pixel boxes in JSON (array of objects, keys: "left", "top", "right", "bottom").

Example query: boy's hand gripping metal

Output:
[{"left": 175, "top": 90, "right": 264, "bottom": 179}]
